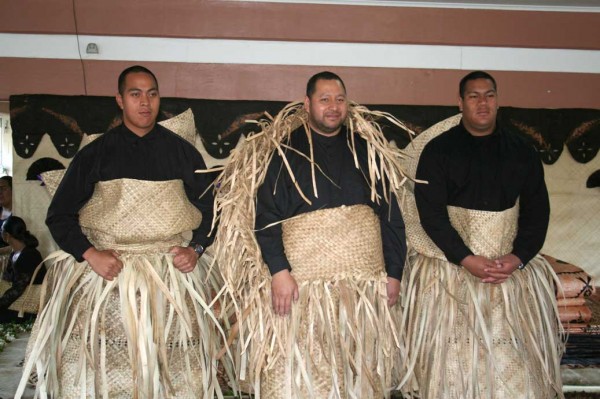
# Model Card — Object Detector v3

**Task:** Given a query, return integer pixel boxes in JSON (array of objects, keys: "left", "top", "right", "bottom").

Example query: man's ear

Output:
[
  {"left": 458, "top": 96, "right": 463, "bottom": 112},
  {"left": 116, "top": 94, "right": 124, "bottom": 110},
  {"left": 303, "top": 96, "right": 310, "bottom": 113}
]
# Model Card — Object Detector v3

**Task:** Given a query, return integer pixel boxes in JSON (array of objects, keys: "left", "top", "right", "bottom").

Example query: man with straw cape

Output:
[
  {"left": 212, "top": 71, "right": 411, "bottom": 398},
  {"left": 400, "top": 70, "right": 564, "bottom": 398},
  {"left": 17, "top": 65, "right": 226, "bottom": 398}
]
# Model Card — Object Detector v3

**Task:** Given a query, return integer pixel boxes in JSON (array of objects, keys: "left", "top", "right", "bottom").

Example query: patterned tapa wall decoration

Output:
[{"left": 8, "top": 95, "right": 600, "bottom": 280}]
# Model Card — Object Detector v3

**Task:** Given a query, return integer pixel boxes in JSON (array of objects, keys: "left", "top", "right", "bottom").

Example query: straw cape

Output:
[
  {"left": 398, "top": 115, "right": 565, "bottom": 398},
  {"left": 15, "top": 110, "right": 231, "bottom": 399},
  {"left": 211, "top": 101, "right": 413, "bottom": 398}
]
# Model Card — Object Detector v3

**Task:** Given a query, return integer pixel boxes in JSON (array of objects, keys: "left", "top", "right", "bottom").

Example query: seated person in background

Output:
[
  {"left": 0, "top": 176, "right": 13, "bottom": 251},
  {"left": 0, "top": 216, "right": 46, "bottom": 323}
]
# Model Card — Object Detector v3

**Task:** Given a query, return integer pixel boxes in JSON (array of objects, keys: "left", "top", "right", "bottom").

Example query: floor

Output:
[{"left": 0, "top": 332, "right": 34, "bottom": 399}]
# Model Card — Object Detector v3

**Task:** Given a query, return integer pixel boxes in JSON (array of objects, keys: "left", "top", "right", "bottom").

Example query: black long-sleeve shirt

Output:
[
  {"left": 255, "top": 127, "right": 406, "bottom": 279},
  {"left": 0, "top": 247, "right": 46, "bottom": 310},
  {"left": 414, "top": 122, "right": 549, "bottom": 266},
  {"left": 46, "top": 124, "right": 214, "bottom": 261}
]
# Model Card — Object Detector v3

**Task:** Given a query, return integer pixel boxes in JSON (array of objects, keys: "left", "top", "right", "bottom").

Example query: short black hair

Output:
[
  {"left": 118, "top": 65, "right": 159, "bottom": 95},
  {"left": 306, "top": 71, "right": 347, "bottom": 98},
  {"left": 459, "top": 71, "right": 497, "bottom": 98},
  {"left": 0, "top": 176, "right": 12, "bottom": 189}
]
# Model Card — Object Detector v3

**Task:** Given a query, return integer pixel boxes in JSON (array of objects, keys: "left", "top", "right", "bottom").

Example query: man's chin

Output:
[
  {"left": 310, "top": 122, "right": 343, "bottom": 135},
  {"left": 324, "top": 121, "right": 343, "bottom": 132}
]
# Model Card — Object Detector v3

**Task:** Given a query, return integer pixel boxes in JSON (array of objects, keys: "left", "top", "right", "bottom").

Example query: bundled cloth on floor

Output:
[
  {"left": 559, "top": 306, "right": 593, "bottom": 324},
  {"left": 543, "top": 254, "right": 596, "bottom": 330},
  {"left": 211, "top": 102, "right": 412, "bottom": 398},
  {"left": 543, "top": 254, "right": 596, "bottom": 299},
  {"left": 399, "top": 114, "right": 564, "bottom": 399}
]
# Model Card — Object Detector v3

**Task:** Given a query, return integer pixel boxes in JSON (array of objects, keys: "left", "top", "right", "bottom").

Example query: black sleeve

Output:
[
  {"left": 379, "top": 191, "right": 406, "bottom": 280},
  {"left": 0, "top": 250, "right": 42, "bottom": 310},
  {"left": 255, "top": 152, "right": 292, "bottom": 275},
  {"left": 186, "top": 148, "right": 216, "bottom": 249},
  {"left": 512, "top": 147, "right": 550, "bottom": 265},
  {"left": 46, "top": 146, "right": 97, "bottom": 261},
  {"left": 414, "top": 142, "right": 473, "bottom": 265}
]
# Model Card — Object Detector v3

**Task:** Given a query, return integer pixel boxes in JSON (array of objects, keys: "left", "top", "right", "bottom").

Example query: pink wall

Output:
[{"left": 1, "top": 1, "right": 599, "bottom": 107}]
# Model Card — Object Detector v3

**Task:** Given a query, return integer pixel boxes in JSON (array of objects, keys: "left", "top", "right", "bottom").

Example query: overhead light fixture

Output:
[{"left": 86, "top": 43, "right": 99, "bottom": 54}]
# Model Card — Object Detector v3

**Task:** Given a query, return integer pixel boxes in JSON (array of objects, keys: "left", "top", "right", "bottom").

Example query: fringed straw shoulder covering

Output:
[
  {"left": 17, "top": 179, "right": 226, "bottom": 399},
  {"left": 399, "top": 115, "right": 564, "bottom": 399},
  {"left": 211, "top": 102, "right": 413, "bottom": 398}
]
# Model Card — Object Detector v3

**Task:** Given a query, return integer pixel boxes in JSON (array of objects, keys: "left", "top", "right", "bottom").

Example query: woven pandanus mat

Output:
[
  {"left": 0, "top": 280, "right": 42, "bottom": 314},
  {"left": 283, "top": 204, "right": 384, "bottom": 281}
]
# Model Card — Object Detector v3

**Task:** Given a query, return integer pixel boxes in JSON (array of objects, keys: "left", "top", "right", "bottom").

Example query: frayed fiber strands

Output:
[
  {"left": 398, "top": 115, "right": 564, "bottom": 399},
  {"left": 211, "top": 102, "right": 413, "bottom": 398},
  {"left": 17, "top": 179, "right": 228, "bottom": 399},
  {"left": 261, "top": 205, "right": 401, "bottom": 398},
  {"left": 400, "top": 217, "right": 565, "bottom": 398}
]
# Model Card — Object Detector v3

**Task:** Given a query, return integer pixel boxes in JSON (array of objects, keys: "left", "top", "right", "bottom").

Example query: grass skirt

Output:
[
  {"left": 16, "top": 179, "right": 226, "bottom": 399},
  {"left": 398, "top": 113, "right": 564, "bottom": 398},
  {"left": 245, "top": 205, "right": 403, "bottom": 399},
  {"left": 400, "top": 205, "right": 564, "bottom": 399},
  {"left": 210, "top": 103, "right": 413, "bottom": 398}
]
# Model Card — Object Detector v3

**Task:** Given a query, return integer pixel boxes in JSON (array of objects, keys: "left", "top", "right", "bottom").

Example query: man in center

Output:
[
  {"left": 257, "top": 72, "right": 406, "bottom": 318},
  {"left": 213, "top": 71, "right": 409, "bottom": 398}
]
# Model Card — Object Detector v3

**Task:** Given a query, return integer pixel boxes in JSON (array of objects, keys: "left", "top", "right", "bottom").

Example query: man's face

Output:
[
  {"left": 304, "top": 79, "right": 348, "bottom": 136},
  {"left": 0, "top": 180, "right": 11, "bottom": 209},
  {"left": 116, "top": 72, "right": 160, "bottom": 137},
  {"left": 459, "top": 78, "right": 498, "bottom": 136}
]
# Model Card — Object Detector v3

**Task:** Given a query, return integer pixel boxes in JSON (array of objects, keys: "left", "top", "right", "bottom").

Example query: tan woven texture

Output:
[
  {"left": 401, "top": 213, "right": 564, "bottom": 399},
  {"left": 543, "top": 150, "right": 600, "bottom": 282},
  {"left": 0, "top": 280, "right": 42, "bottom": 314},
  {"left": 80, "top": 133, "right": 103, "bottom": 148},
  {"left": 79, "top": 178, "right": 201, "bottom": 250},
  {"left": 158, "top": 108, "right": 196, "bottom": 146},
  {"left": 399, "top": 116, "right": 564, "bottom": 398},
  {"left": 402, "top": 113, "right": 462, "bottom": 258},
  {"left": 17, "top": 179, "right": 225, "bottom": 399},
  {"left": 0, "top": 254, "right": 43, "bottom": 314},
  {"left": 39, "top": 169, "right": 66, "bottom": 198},
  {"left": 260, "top": 205, "right": 398, "bottom": 399},
  {"left": 282, "top": 205, "right": 385, "bottom": 281}
]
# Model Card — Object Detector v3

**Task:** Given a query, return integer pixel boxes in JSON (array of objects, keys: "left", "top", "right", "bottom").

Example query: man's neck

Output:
[
  {"left": 310, "top": 125, "right": 342, "bottom": 137},
  {"left": 464, "top": 123, "right": 496, "bottom": 137},
  {"left": 124, "top": 123, "right": 155, "bottom": 137}
]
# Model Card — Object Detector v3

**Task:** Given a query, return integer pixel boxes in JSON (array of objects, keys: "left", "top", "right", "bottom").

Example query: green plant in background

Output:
[{"left": 0, "top": 320, "right": 34, "bottom": 353}]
